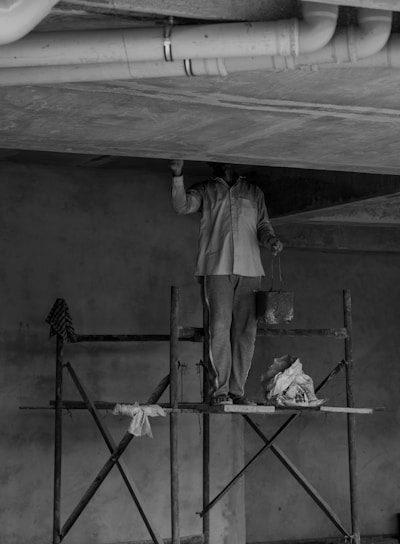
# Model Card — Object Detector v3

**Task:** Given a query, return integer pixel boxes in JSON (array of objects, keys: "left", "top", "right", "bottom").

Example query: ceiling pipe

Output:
[
  {"left": 0, "top": 2, "right": 338, "bottom": 69},
  {"left": 0, "top": 0, "right": 60, "bottom": 45},
  {"left": 218, "top": 8, "right": 393, "bottom": 74},
  {"left": 295, "top": 8, "right": 393, "bottom": 66},
  {"left": 0, "top": 5, "right": 391, "bottom": 85},
  {"left": 313, "top": 34, "right": 400, "bottom": 70}
]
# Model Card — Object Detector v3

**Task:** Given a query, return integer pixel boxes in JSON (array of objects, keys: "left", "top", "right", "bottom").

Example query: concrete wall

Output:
[
  {"left": 245, "top": 250, "right": 400, "bottom": 543},
  {"left": 0, "top": 162, "right": 245, "bottom": 544},
  {"left": 1, "top": 160, "right": 400, "bottom": 544}
]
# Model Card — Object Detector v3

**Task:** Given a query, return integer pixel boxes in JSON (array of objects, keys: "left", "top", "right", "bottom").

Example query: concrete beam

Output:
[
  {"left": 272, "top": 192, "right": 400, "bottom": 225},
  {"left": 275, "top": 222, "right": 400, "bottom": 253},
  {"left": 306, "top": 0, "right": 399, "bottom": 11},
  {"left": 58, "top": 0, "right": 293, "bottom": 20}
]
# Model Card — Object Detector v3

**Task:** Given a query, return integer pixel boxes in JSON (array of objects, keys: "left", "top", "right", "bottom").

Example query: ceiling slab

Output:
[
  {"left": 2, "top": 65, "right": 400, "bottom": 174},
  {"left": 2, "top": 1, "right": 400, "bottom": 176}
]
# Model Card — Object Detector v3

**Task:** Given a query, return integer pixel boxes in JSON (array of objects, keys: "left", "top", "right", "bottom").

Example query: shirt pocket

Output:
[{"left": 239, "top": 196, "right": 257, "bottom": 220}]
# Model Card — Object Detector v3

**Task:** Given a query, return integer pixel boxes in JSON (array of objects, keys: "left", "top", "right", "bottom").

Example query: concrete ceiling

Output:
[{"left": 2, "top": 0, "right": 400, "bottom": 252}]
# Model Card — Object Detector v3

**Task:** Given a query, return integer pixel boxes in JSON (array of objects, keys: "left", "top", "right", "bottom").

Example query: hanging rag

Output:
[
  {"left": 113, "top": 402, "right": 166, "bottom": 438},
  {"left": 45, "top": 298, "right": 76, "bottom": 342}
]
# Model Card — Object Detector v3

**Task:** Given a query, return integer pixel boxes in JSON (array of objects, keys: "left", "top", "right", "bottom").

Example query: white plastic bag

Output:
[{"left": 261, "top": 354, "right": 326, "bottom": 407}]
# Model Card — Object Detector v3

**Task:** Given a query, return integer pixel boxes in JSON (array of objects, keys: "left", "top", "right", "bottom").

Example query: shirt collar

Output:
[{"left": 211, "top": 175, "right": 244, "bottom": 188}]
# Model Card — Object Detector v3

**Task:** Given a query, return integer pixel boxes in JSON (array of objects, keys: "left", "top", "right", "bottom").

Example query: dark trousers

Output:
[{"left": 201, "top": 275, "right": 261, "bottom": 398}]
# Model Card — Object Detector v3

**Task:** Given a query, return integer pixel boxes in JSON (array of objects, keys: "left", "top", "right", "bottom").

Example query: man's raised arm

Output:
[{"left": 169, "top": 159, "right": 202, "bottom": 215}]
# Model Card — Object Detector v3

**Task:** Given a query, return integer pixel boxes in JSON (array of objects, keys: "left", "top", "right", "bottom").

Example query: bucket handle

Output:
[{"left": 270, "top": 254, "right": 283, "bottom": 292}]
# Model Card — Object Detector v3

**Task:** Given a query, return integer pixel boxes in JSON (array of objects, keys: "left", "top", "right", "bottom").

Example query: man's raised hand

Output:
[{"left": 169, "top": 159, "right": 184, "bottom": 177}]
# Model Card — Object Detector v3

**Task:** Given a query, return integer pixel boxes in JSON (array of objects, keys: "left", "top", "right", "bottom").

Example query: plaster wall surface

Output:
[
  {"left": 0, "top": 162, "right": 245, "bottom": 544},
  {"left": 245, "top": 250, "right": 400, "bottom": 543},
  {"left": 2, "top": 160, "right": 400, "bottom": 544}
]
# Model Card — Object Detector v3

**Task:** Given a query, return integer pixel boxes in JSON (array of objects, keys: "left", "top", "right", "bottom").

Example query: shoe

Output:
[
  {"left": 230, "top": 395, "right": 257, "bottom": 406},
  {"left": 211, "top": 394, "right": 233, "bottom": 406}
]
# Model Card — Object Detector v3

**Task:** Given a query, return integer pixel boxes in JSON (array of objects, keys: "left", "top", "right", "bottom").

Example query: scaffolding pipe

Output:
[
  {"left": 170, "top": 286, "right": 180, "bottom": 544},
  {"left": 202, "top": 302, "right": 211, "bottom": 544},
  {"left": 59, "top": 374, "right": 170, "bottom": 541},
  {"left": 343, "top": 289, "right": 360, "bottom": 544},
  {"left": 53, "top": 334, "right": 63, "bottom": 544}
]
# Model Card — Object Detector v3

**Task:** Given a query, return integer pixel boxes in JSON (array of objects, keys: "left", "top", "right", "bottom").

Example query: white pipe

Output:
[
  {"left": 295, "top": 8, "right": 392, "bottom": 65},
  {"left": 0, "top": 2, "right": 338, "bottom": 68},
  {"left": 315, "top": 34, "right": 400, "bottom": 69},
  {"left": 297, "top": 2, "right": 339, "bottom": 53},
  {"left": 201, "top": 8, "right": 393, "bottom": 75},
  {"left": 0, "top": 0, "right": 59, "bottom": 45},
  {"left": 0, "top": 5, "right": 392, "bottom": 86}
]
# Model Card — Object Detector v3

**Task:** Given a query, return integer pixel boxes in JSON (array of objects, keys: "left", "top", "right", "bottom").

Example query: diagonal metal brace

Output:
[
  {"left": 65, "top": 362, "right": 165, "bottom": 544},
  {"left": 244, "top": 416, "right": 351, "bottom": 537},
  {"left": 199, "top": 360, "right": 346, "bottom": 519},
  {"left": 60, "top": 371, "right": 170, "bottom": 542}
]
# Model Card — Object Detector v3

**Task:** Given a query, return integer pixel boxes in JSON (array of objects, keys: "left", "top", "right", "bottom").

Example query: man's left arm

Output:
[{"left": 256, "top": 189, "right": 283, "bottom": 255}]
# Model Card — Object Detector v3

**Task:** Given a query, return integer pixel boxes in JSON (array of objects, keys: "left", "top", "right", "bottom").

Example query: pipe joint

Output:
[{"left": 191, "top": 58, "right": 228, "bottom": 77}]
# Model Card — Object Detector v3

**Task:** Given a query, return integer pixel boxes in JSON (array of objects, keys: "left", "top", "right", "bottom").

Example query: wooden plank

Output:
[
  {"left": 43, "top": 400, "right": 377, "bottom": 415},
  {"left": 223, "top": 405, "right": 275, "bottom": 414},
  {"left": 320, "top": 406, "right": 374, "bottom": 414}
]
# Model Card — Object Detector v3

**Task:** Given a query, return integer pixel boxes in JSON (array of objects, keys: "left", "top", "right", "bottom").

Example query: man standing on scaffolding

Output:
[{"left": 170, "top": 160, "right": 283, "bottom": 406}]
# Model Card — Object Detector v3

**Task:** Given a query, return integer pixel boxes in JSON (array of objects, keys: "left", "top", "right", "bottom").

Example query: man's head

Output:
[{"left": 207, "top": 162, "right": 235, "bottom": 183}]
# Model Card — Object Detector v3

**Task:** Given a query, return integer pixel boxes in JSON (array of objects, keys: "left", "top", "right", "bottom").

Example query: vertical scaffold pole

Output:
[
  {"left": 343, "top": 289, "right": 360, "bottom": 544},
  {"left": 170, "top": 286, "right": 180, "bottom": 544},
  {"left": 53, "top": 334, "right": 63, "bottom": 544},
  {"left": 202, "top": 301, "right": 210, "bottom": 544}
]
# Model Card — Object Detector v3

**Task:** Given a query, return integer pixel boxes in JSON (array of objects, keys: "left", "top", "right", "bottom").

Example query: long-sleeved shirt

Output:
[{"left": 172, "top": 174, "right": 277, "bottom": 277}]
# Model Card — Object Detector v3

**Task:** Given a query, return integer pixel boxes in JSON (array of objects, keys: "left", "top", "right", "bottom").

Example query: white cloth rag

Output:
[{"left": 113, "top": 402, "right": 166, "bottom": 437}]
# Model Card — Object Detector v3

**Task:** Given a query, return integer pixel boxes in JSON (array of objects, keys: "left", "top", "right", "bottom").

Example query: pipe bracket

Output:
[
  {"left": 290, "top": 18, "right": 300, "bottom": 57},
  {"left": 347, "top": 26, "right": 358, "bottom": 63},
  {"left": 163, "top": 24, "right": 173, "bottom": 62},
  {"left": 184, "top": 59, "right": 195, "bottom": 77}
]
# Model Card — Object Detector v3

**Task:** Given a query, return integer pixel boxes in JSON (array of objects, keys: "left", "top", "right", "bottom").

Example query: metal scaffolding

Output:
[{"left": 24, "top": 287, "right": 374, "bottom": 544}]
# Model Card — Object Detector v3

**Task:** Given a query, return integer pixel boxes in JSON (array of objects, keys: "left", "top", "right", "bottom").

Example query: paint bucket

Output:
[{"left": 256, "top": 255, "right": 294, "bottom": 325}]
